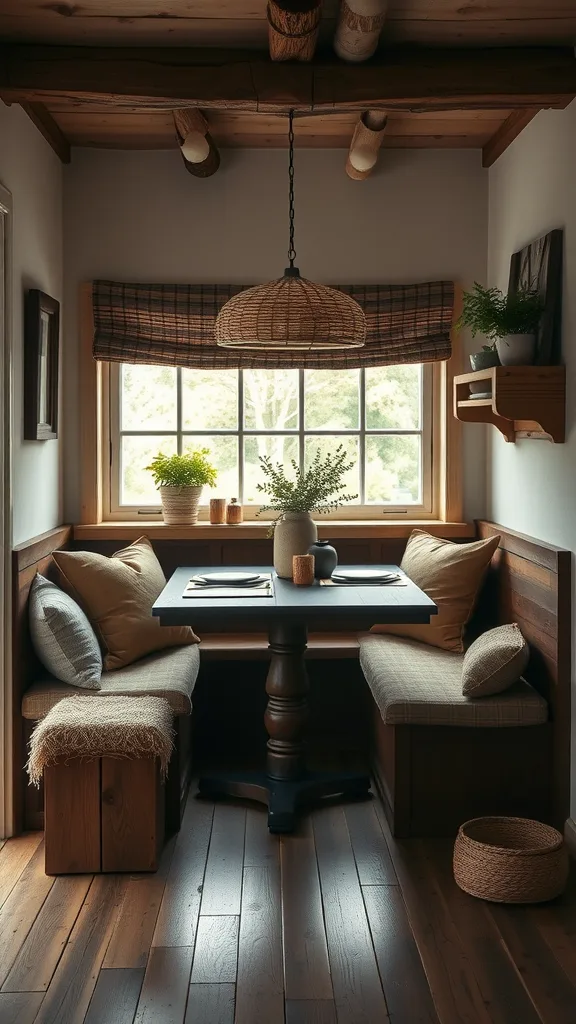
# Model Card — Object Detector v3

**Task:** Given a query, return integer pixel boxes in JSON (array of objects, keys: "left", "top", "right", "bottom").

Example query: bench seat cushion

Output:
[
  {"left": 22, "top": 644, "right": 200, "bottom": 720},
  {"left": 359, "top": 634, "right": 548, "bottom": 728}
]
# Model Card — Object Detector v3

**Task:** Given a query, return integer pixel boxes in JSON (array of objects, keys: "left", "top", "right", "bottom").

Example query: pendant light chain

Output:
[{"left": 287, "top": 109, "right": 296, "bottom": 268}]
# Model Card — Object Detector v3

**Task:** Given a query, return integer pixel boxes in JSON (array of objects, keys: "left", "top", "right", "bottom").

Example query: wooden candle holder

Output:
[
  {"left": 267, "top": 0, "right": 322, "bottom": 62},
  {"left": 293, "top": 554, "right": 315, "bottom": 586},
  {"left": 209, "top": 498, "right": 227, "bottom": 525}
]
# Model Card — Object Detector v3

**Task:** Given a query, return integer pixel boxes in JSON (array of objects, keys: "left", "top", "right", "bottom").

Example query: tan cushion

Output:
[
  {"left": 371, "top": 530, "right": 500, "bottom": 652},
  {"left": 462, "top": 623, "right": 529, "bottom": 697},
  {"left": 53, "top": 536, "right": 199, "bottom": 671},
  {"left": 359, "top": 633, "right": 547, "bottom": 727},
  {"left": 22, "top": 643, "right": 200, "bottom": 720}
]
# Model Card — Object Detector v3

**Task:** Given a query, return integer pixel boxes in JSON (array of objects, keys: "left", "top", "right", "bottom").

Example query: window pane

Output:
[
  {"left": 121, "top": 364, "right": 177, "bottom": 431},
  {"left": 365, "top": 365, "right": 421, "bottom": 430},
  {"left": 304, "top": 369, "right": 360, "bottom": 430},
  {"left": 182, "top": 369, "right": 238, "bottom": 430},
  {"left": 243, "top": 435, "right": 299, "bottom": 506},
  {"left": 183, "top": 435, "right": 239, "bottom": 502},
  {"left": 304, "top": 436, "right": 360, "bottom": 505},
  {"left": 120, "top": 435, "right": 177, "bottom": 506},
  {"left": 365, "top": 435, "right": 421, "bottom": 504},
  {"left": 244, "top": 370, "right": 298, "bottom": 430}
]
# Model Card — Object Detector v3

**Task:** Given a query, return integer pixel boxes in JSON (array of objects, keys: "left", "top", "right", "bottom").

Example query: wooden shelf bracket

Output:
[{"left": 454, "top": 365, "right": 566, "bottom": 443}]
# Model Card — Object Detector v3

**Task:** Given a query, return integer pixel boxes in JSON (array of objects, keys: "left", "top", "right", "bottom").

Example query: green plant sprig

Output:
[
  {"left": 256, "top": 445, "right": 357, "bottom": 528},
  {"left": 146, "top": 449, "right": 217, "bottom": 489},
  {"left": 456, "top": 282, "right": 542, "bottom": 341}
]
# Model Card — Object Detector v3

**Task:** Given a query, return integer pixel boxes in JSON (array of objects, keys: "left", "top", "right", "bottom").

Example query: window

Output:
[{"left": 104, "top": 363, "right": 435, "bottom": 521}]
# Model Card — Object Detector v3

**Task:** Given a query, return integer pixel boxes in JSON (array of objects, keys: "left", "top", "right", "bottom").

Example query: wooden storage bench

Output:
[
  {"left": 45, "top": 755, "right": 164, "bottom": 874},
  {"left": 361, "top": 521, "right": 570, "bottom": 837}
]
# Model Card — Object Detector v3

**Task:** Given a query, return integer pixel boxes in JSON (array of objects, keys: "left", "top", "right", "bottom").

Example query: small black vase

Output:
[{"left": 308, "top": 540, "right": 338, "bottom": 579}]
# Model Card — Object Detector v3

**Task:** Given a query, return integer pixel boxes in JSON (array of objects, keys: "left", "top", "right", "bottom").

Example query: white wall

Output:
[
  {"left": 63, "top": 147, "right": 488, "bottom": 522},
  {"left": 487, "top": 100, "right": 576, "bottom": 818},
  {"left": 0, "top": 102, "right": 63, "bottom": 545}
]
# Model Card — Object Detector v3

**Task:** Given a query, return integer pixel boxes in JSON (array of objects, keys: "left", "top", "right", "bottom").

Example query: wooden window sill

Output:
[{"left": 73, "top": 520, "right": 474, "bottom": 541}]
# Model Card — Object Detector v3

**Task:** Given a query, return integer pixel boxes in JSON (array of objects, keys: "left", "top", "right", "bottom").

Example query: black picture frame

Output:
[
  {"left": 24, "top": 289, "right": 60, "bottom": 441},
  {"left": 508, "top": 228, "right": 563, "bottom": 366}
]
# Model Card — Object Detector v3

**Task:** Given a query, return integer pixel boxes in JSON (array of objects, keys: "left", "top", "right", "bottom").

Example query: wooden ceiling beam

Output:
[
  {"left": 1, "top": 45, "right": 575, "bottom": 114},
  {"left": 20, "top": 100, "right": 71, "bottom": 162},
  {"left": 482, "top": 107, "right": 540, "bottom": 167}
]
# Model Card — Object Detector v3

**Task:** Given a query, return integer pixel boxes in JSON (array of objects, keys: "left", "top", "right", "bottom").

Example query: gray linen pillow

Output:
[
  {"left": 29, "top": 574, "right": 102, "bottom": 689},
  {"left": 462, "top": 623, "right": 529, "bottom": 697}
]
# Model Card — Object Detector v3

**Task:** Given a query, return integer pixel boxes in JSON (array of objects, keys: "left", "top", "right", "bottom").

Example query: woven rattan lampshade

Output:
[{"left": 216, "top": 113, "right": 366, "bottom": 352}]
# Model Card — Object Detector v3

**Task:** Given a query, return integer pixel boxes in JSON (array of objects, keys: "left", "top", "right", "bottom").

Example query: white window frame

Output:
[{"left": 101, "top": 362, "right": 437, "bottom": 523}]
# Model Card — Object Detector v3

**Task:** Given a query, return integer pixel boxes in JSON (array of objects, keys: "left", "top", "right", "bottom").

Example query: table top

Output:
[{"left": 153, "top": 565, "right": 437, "bottom": 627}]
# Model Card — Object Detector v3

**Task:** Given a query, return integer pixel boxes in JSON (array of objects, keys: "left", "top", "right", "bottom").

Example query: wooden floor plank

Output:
[
  {"left": 0, "top": 991, "right": 44, "bottom": 1024},
  {"left": 200, "top": 805, "right": 246, "bottom": 917},
  {"left": 425, "top": 841, "right": 542, "bottom": 1024},
  {"left": 285, "top": 999, "right": 337, "bottom": 1023},
  {"left": 363, "top": 885, "right": 440, "bottom": 1024},
  {"left": 191, "top": 915, "right": 239, "bottom": 983},
  {"left": 344, "top": 802, "right": 397, "bottom": 885},
  {"left": 488, "top": 903, "right": 576, "bottom": 1024},
  {"left": 104, "top": 837, "right": 176, "bottom": 969},
  {"left": 134, "top": 946, "right": 193, "bottom": 1024},
  {"left": 373, "top": 804, "right": 495, "bottom": 1024},
  {"left": 235, "top": 865, "right": 284, "bottom": 1024},
  {"left": 280, "top": 823, "right": 333, "bottom": 1000},
  {"left": 152, "top": 797, "right": 214, "bottom": 947},
  {"left": 84, "top": 968, "right": 145, "bottom": 1024},
  {"left": 0, "top": 833, "right": 43, "bottom": 912},
  {"left": 34, "top": 875, "right": 127, "bottom": 1024},
  {"left": 184, "top": 982, "right": 235, "bottom": 1024},
  {"left": 0, "top": 842, "right": 55, "bottom": 988},
  {"left": 2, "top": 874, "right": 92, "bottom": 992},
  {"left": 313, "top": 807, "right": 389, "bottom": 1024},
  {"left": 244, "top": 807, "right": 280, "bottom": 868}
]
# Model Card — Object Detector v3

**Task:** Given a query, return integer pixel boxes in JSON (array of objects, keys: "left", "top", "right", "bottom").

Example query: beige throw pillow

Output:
[
  {"left": 371, "top": 529, "right": 500, "bottom": 652},
  {"left": 53, "top": 536, "right": 199, "bottom": 671},
  {"left": 462, "top": 623, "right": 529, "bottom": 697}
]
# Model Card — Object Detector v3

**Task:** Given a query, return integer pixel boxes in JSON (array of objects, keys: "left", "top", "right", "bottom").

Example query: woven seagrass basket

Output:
[
  {"left": 160, "top": 485, "right": 202, "bottom": 526},
  {"left": 454, "top": 816, "right": 569, "bottom": 904}
]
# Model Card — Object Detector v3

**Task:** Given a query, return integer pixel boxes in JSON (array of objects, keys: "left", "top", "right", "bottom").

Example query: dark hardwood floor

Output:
[{"left": 0, "top": 784, "right": 574, "bottom": 1024}]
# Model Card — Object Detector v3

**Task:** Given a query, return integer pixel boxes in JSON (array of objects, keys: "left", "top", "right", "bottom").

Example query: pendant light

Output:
[{"left": 215, "top": 111, "right": 366, "bottom": 351}]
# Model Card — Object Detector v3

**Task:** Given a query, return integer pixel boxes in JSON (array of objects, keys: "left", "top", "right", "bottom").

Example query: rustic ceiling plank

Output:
[
  {"left": 482, "top": 107, "right": 540, "bottom": 167},
  {"left": 20, "top": 100, "right": 71, "bottom": 162},
  {"left": 1, "top": 45, "right": 575, "bottom": 113}
]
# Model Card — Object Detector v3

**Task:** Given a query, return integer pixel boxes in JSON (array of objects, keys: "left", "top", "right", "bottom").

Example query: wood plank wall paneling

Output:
[{"left": 475, "top": 520, "right": 571, "bottom": 828}]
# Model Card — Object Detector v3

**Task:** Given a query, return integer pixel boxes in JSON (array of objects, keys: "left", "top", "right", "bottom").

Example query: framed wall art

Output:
[
  {"left": 24, "top": 289, "right": 60, "bottom": 441},
  {"left": 508, "top": 228, "right": 563, "bottom": 365}
]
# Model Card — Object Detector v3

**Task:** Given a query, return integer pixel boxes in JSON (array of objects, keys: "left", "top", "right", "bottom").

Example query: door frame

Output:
[{"left": 0, "top": 182, "right": 13, "bottom": 838}]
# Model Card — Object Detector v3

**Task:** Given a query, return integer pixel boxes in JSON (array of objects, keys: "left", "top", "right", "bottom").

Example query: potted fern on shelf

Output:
[
  {"left": 146, "top": 449, "right": 217, "bottom": 525},
  {"left": 456, "top": 282, "right": 543, "bottom": 366},
  {"left": 257, "top": 445, "right": 357, "bottom": 578}
]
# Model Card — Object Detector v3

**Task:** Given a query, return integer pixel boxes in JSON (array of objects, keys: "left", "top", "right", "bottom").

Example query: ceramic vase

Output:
[
  {"left": 496, "top": 334, "right": 536, "bottom": 366},
  {"left": 273, "top": 512, "right": 318, "bottom": 579},
  {"left": 308, "top": 540, "right": 338, "bottom": 578},
  {"left": 160, "top": 485, "right": 203, "bottom": 525}
]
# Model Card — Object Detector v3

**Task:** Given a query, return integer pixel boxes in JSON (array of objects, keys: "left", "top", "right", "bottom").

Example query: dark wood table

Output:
[{"left": 153, "top": 565, "right": 437, "bottom": 833}]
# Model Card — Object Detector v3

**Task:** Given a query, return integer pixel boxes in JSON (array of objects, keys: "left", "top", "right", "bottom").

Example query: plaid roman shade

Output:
[{"left": 92, "top": 280, "right": 454, "bottom": 369}]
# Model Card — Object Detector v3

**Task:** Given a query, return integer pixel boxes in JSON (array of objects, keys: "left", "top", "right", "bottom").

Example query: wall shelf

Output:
[{"left": 453, "top": 365, "right": 565, "bottom": 443}]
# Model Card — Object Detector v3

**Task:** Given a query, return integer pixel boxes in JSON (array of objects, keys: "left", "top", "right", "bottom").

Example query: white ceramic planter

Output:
[
  {"left": 496, "top": 333, "right": 536, "bottom": 367},
  {"left": 273, "top": 512, "right": 318, "bottom": 579},
  {"left": 160, "top": 485, "right": 203, "bottom": 525}
]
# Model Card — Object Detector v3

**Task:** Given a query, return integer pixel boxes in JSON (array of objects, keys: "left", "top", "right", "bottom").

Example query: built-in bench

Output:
[{"left": 11, "top": 520, "right": 570, "bottom": 844}]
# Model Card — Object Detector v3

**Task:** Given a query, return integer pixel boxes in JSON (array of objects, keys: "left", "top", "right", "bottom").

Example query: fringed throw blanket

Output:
[{"left": 27, "top": 694, "right": 174, "bottom": 787}]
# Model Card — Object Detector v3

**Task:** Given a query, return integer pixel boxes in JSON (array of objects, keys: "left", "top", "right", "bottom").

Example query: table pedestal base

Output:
[{"left": 197, "top": 770, "right": 371, "bottom": 833}]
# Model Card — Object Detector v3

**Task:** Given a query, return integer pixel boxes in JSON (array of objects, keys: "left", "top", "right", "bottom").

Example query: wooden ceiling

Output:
[
  {"left": 1, "top": 1, "right": 576, "bottom": 48},
  {"left": 1, "top": 2, "right": 576, "bottom": 164}
]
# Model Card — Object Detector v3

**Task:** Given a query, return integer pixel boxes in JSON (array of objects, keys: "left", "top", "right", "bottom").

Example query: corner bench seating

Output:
[
  {"left": 13, "top": 520, "right": 570, "bottom": 847},
  {"left": 21, "top": 644, "right": 200, "bottom": 720}
]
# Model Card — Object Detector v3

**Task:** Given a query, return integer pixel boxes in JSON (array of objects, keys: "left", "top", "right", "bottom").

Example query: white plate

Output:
[
  {"left": 332, "top": 569, "right": 399, "bottom": 582},
  {"left": 196, "top": 571, "right": 262, "bottom": 585}
]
